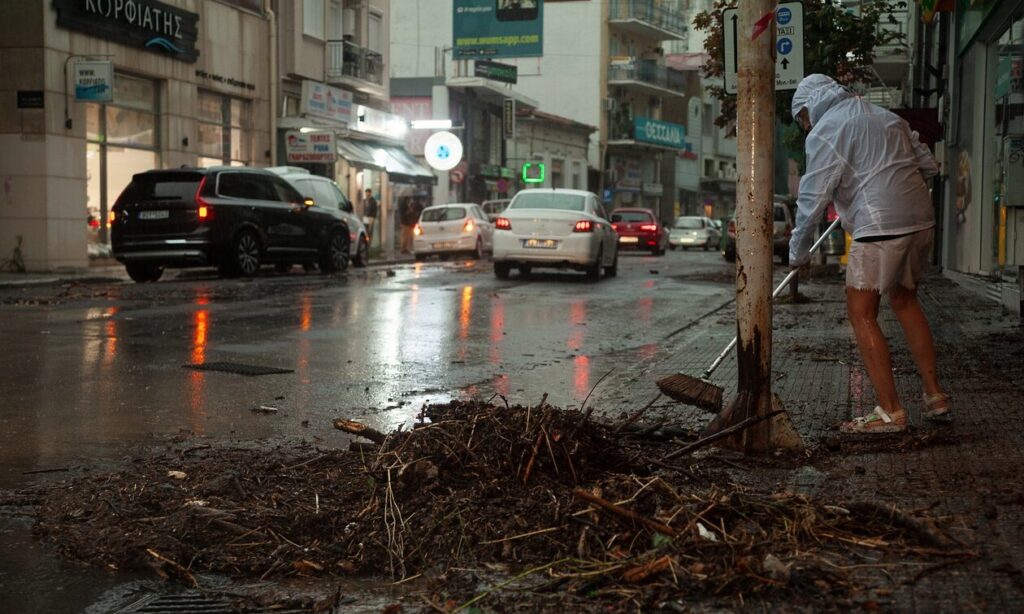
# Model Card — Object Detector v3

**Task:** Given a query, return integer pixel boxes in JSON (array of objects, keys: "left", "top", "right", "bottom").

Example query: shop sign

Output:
[
  {"left": 610, "top": 157, "right": 642, "bottom": 192},
  {"left": 633, "top": 117, "right": 686, "bottom": 149},
  {"left": 285, "top": 130, "right": 337, "bottom": 163},
  {"left": 17, "top": 91, "right": 45, "bottom": 109},
  {"left": 53, "top": 0, "right": 200, "bottom": 63},
  {"left": 74, "top": 61, "right": 114, "bottom": 102},
  {"left": 453, "top": 0, "right": 543, "bottom": 60},
  {"left": 476, "top": 59, "right": 518, "bottom": 84},
  {"left": 353, "top": 105, "right": 408, "bottom": 140},
  {"left": 301, "top": 81, "right": 352, "bottom": 126},
  {"left": 503, "top": 98, "right": 516, "bottom": 138}
]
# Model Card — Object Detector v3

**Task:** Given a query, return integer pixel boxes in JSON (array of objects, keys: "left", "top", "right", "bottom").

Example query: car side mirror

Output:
[{"left": 303, "top": 198, "right": 315, "bottom": 207}]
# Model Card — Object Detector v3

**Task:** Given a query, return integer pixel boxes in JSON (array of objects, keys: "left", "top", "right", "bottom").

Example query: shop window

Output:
[
  {"left": 85, "top": 73, "right": 159, "bottom": 246},
  {"left": 197, "top": 91, "right": 251, "bottom": 167}
]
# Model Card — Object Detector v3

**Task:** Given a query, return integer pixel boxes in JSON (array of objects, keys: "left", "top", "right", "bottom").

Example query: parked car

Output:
[
  {"left": 722, "top": 198, "right": 794, "bottom": 265},
  {"left": 481, "top": 199, "right": 511, "bottom": 222},
  {"left": 413, "top": 203, "right": 493, "bottom": 260},
  {"left": 110, "top": 167, "right": 350, "bottom": 282},
  {"left": 492, "top": 189, "right": 618, "bottom": 281},
  {"left": 668, "top": 216, "right": 721, "bottom": 251},
  {"left": 268, "top": 166, "right": 369, "bottom": 268},
  {"left": 610, "top": 208, "right": 667, "bottom": 256}
]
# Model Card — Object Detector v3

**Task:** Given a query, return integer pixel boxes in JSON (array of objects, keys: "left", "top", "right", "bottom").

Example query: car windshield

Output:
[
  {"left": 610, "top": 211, "right": 653, "bottom": 223},
  {"left": 674, "top": 217, "right": 705, "bottom": 229},
  {"left": 421, "top": 206, "right": 466, "bottom": 222},
  {"left": 118, "top": 173, "right": 202, "bottom": 202},
  {"left": 510, "top": 193, "right": 585, "bottom": 212}
]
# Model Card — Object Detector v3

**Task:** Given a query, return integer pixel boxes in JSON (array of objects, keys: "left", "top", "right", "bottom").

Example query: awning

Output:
[
  {"left": 336, "top": 139, "right": 385, "bottom": 170},
  {"left": 380, "top": 146, "right": 437, "bottom": 185}
]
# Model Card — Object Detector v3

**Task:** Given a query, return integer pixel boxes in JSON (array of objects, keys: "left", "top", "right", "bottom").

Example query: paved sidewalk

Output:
[{"left": 602, "top": 271, "right": 1024, "bottom": 612}]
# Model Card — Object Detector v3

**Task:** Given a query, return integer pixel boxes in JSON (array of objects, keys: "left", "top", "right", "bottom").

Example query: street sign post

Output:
[{"left": 723, "top": 2, "right": 804, "bottom": 94}]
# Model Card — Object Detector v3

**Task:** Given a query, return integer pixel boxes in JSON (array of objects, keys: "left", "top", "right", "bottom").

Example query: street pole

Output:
[{"left": 702, "top": 0, "right": 801, "bottom": 454}]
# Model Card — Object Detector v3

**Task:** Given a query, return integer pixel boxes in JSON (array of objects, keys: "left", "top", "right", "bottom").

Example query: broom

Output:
[{"left": 657, "top": 218, "right": 842, "bottom": 412}]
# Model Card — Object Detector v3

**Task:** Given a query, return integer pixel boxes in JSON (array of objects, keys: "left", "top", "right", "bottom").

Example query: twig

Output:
[
  {"left": 580, "top": 368, "right": 615, "bottom": 415},
  {"left": 662, "top": 410, "right": 784, "bottom": 461},
  {"left": 481, "top": 526, "right": 560, "bottom": 545},
  {"left": 282, "top": 455, "right": 327, "bottom": 471},
  {"left": 573, "top": 489, "right": 678, "bottom": 537},
  {"left": 614, "top": 393, "right": 662, "bottom": 433},
  {"left": 22, "top": 467, "right": 73, "bottom": 475},
  {"left": 333, "top": 419, "right": 387, "bottom": 444},
  {"left": 146, "top": 548, "right": 199, "bottom": 587},
  {"left": 906, "top": 555, "right": 977, "bottom": 584}
]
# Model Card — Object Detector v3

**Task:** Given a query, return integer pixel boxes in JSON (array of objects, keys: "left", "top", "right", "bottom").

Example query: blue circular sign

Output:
[
  {"left": 777, "top": 7, "right": 792, "bottom": 25},
  {"left": 437, "top": 145, "right": 450, "bottom": 160},
  {"left": 777, "top": 38, "right": 793, "bottom": 55}
]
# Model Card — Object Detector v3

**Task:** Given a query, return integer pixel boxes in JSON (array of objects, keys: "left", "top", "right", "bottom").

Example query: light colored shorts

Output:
[{"left": 846, "top": 228, "right": 934, "bottom": 293}]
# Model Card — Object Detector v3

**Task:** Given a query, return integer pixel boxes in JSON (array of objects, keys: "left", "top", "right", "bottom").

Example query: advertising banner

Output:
[
  {"left": 285, "top": 131, "right": 337, "bottom": 163},
  {"left": 453, "top": 0, "right": 543, "bottom": 60},
  {"left": 74, "top": 61, "right": 114, "bottom": 102},
  {"left": 301, "top": 81, "right": 353, "bottom": 126}
]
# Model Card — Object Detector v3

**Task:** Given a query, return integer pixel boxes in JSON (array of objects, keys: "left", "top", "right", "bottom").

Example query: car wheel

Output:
[
  {"left": 353, "top": 235, "right": 369, "bottom": 268},
  {"left": 604, "top": 250, "right": 618, "bottom": 277},
  {"left": 586, "top": 248, "right": 603, "bottom": 282},
  {"left": 472, "top": 237, "right": 483, "bottom": 260},
  {"left": 125, "top": 262, "right": 163, "bottom": 283},
  {"left": 703, "top": 242, "right": 711, "bottom": 251},
  {"left": 518, "top": 264, "right": 532, "bottom": 277},
  {"left": 494, "top": 262, "right": 511, "bottom": 280},
  {"left": 232, "top": 229, "right": 262, "bottom": 277},
  {"left": 682, "top": 246, "right": 689, "bottom": 251},
  {"left": 320, "top": 230, "right": 350, "bottom": 274}
]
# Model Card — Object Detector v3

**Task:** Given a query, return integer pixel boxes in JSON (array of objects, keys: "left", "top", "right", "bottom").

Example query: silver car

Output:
[
  {"left": 669, "top": 216, "right": 721, "bottom": 251},
  {"left": 268, "top": 167, "right": 369, "bottom": 267}
]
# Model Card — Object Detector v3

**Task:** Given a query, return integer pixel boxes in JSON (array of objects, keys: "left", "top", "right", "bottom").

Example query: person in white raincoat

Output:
[{"left": 789, "top": 73, "right": 950, "bottom": 433}]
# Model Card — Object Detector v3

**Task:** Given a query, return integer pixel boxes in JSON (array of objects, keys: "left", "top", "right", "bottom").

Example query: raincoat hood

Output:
[{"left": 791, "top": 74, "right": 854, "bottom": 125}]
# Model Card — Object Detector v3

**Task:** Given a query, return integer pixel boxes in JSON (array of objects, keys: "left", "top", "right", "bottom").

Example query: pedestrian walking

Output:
[
  {"left": 399, "top": 196, "right": 417, "bottom": 254},
  {"left": 362, "top": 189, "right": 378, "bottom": 244},
  {"left": 789, "top": 73, "right": 950, "bottom": 434}
]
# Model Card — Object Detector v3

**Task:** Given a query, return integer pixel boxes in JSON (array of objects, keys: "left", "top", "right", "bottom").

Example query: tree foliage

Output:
[{"left": 693, "top": 0, "right": 908, "bottom": 136}]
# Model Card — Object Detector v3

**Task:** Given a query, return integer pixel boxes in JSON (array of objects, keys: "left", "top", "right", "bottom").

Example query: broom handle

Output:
[{"left": 702, "top": 218, "right": 843, "bottom": 379}]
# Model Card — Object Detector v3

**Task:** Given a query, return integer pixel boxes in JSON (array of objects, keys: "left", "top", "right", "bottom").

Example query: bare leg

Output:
[
  {"left": 889, "top": 284, "right": 946, "bottom": 406},
  {"left": 847, "top": 287, "right": 907, "bottom": 423}
]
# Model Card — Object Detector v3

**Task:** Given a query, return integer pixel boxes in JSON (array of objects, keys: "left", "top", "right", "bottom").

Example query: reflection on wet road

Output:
[{"left": 0, "top": 251, "right": 735, "bottom": 490}]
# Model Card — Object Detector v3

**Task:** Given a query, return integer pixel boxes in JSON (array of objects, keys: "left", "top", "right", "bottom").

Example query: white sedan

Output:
[
  {"left": 491, "top": 189, "right": 618, "bottom": 281},
  {"left": 413, "top": 203, "right": 493, "bottom": 260}
]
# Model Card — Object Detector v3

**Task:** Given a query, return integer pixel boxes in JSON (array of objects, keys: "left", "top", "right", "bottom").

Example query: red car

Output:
[{"left": 610, "top": 208, "right": 667, "bottom": 256}]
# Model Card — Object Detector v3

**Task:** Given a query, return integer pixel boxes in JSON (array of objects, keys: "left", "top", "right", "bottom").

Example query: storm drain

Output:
[
  {"left": 183, "top": 362, "right": 294, "bottom": 376},
  {"left": 115, "top": 591, "right": 310, "bottom": 613}
]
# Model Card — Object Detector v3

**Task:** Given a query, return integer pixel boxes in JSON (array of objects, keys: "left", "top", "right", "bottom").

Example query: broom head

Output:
[{"left": 656, "top": 373, "right": 724, "bottom": 413}]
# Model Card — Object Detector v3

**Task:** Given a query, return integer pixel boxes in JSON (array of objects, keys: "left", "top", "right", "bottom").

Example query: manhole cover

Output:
[{"left": 183, "top": 362, "right": 294, "bottom": 376}]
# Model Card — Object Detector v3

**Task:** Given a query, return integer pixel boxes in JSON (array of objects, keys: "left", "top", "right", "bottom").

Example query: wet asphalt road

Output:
[{"left": 0, "top": 247, "right": 736, "bottom": 611}]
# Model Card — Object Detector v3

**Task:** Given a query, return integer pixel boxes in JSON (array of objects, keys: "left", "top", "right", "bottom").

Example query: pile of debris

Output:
[{"left": 28, "top": 400, "right": 971, "bottom": 610}]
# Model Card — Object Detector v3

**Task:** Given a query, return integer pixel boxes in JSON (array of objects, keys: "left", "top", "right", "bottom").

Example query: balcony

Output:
[
  {"left": 608, "top": 59, "right": 686, "bottom": 98},
  {"left": 608, "top": 0, "right": 687, "bottom": 41},
  {"left": 326, "top": 40, "right": 384, "bottom": 95}
]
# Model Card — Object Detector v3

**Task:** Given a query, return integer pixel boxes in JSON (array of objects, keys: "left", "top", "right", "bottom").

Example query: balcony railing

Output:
[
  {"left": 326, "top": 40, "right": 383, "bottom": 86},
  {"left": 609, "top": 0, "right": 687, "bottom": 38},
  {"left": 608, "top": 59, "right": 686, "bottom": 94}
]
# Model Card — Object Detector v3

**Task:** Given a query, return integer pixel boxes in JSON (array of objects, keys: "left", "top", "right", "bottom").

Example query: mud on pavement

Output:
[{"left": 6, "top": 400, "right": 976, "bottom": 612}]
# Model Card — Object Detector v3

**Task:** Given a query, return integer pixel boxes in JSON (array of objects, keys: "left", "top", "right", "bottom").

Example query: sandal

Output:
[
  {"left": 923, "top": 392, "right": 952, "bottom": 422},
  {"left": 840, "top": 406, "right": 908, "bottom": 434}
]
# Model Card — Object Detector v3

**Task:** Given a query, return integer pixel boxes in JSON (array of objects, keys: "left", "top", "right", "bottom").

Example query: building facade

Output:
[
  {"left": 274, "top": 0, "right": 433, "bottom": 253},
  {"left": 1, "top": 0, "right": 274, "bottom": 271}
]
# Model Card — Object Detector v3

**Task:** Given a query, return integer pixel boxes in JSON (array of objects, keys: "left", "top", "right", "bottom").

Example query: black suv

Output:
[{"left": 111, "top": 167, "right": 350, "bottom": 282}]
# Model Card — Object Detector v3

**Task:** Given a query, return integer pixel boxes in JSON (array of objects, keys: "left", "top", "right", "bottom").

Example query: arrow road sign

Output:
[{"left": 723, "top": 2, "right": 805, "bottom": 94}]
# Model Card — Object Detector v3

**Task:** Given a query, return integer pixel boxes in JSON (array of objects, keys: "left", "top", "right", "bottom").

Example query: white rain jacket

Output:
[{"left": 789, "top": 74, "right": 938, "bottom": 267}]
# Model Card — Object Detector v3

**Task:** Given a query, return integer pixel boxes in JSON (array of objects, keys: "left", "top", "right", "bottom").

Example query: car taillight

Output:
[
  {"left": 195, "top": 176, "right": 212, "bottom": 221},
  {"left": 639, "top": 223, "right": 658, "bottom": 232},
  {"left": 413, "top": 223, "right": 422, "bottom": 236},
  {"left": 611, "top": 223, "right": 619, "bottom": 231},
  {"left": 728, "top": 220, "right": 736, "bottom": 234},
  {"left": 495, "top": 217, "right": 511, "bottom": 230},
  {"left": 573, "top": 220, "right": 594, "bottom": 233},
  {"left": 463, "top": 219, "right": 475, "bottom": 233}
]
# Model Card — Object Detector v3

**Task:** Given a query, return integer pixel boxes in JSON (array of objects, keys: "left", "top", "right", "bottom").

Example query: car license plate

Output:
[
  {"left": 619, "top": 236, "right": 638, "bottom": 243},
  {"left": 139, "top": 210, "right": 169, "bottom": 220},
  {"left": 524, "top": 239, "right": 557, "bottom": 249},
  {"left": 432, "top": 241, "right": 454, "bottom": 249}
]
